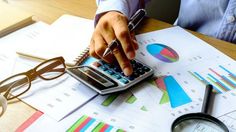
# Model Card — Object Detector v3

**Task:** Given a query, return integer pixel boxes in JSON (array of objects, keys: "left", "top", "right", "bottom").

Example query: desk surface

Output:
[{"left": 1, "top": 0, "right": 236, "bottom": 131}]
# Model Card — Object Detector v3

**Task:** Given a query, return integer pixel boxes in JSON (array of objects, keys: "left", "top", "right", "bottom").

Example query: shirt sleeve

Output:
[{"left": 94, "top": 0, "right": 150, "bottom": 26}]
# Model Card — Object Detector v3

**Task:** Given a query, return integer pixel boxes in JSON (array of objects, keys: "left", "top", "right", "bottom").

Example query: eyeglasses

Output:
[{"left": 0, "top": 57, "right": 66, "bottom": 101}]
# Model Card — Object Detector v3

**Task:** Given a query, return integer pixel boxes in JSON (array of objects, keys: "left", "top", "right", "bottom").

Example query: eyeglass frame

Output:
[{"left": 0, "top": 56, "right": 66, "bottom": 101}]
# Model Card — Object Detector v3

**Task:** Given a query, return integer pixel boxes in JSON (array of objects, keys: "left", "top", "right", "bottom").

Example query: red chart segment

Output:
[{"left": 146, "top": 43, "right": 179, "bottom": 63}]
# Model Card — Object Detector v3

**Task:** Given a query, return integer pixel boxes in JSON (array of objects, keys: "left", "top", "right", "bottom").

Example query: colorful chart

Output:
[
  {"left": 125, "top": 94, "right": 137, "bottom": 104},
  {"left": 189, "top": 65, "right": 236, "bottom": 93},
  {"left": 102, "top": 93, "right": 138, "bottom": 106},
  {"left": 101, "top": 94, "right": 119, "bottom": 106},
  {"left": 151, "top": 75, "right": 192, "bottom": 108},
  {"left": 151, "top": 76, "right": 170, "bottom": 105},
  {"left": 67, "top": 115, "right": 125, "bottom": 132},
  {"left": 146, "top": 43, "right": 179, "bottom": 63}
]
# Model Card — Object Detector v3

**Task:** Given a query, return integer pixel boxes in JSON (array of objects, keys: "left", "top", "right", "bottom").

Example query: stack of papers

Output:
[{"left": 1, "top": 14, "right": 236, "bottom": 132}]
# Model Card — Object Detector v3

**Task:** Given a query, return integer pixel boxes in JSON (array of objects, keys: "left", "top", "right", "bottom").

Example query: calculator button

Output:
[
  {"left": 136, "top": 62, "right": 143, "bottom": 67},
  {"left": 92, "top": 61, "right": 101, "bottom": 67},
  {"left": 120, "top": 72, "right": 125, "bottom": 76},
  {"left": 113, "top": 66, "right": 122, "bottom": 72},
  {"left": 104, "top": 63, "right": 111, "bottom": 68},
  {"left": 113, "top": 74, "right": 121, "bottom": 79},
  {"left": 132, "top": 72, "right": 139, "bottom": 78},
  {"left": 142, "top": 66, "right": 150, "bottom": 72},
  {"left": 107, "top": 64, "right": 115, "bottom": 68},
  {"left": 126, "top": 75, "right": 135, "bottom": 81},
  {"left": 99, "top": 60, "right": 106, "bottom": 64},
  {"left": 132, "top": 64, "right": 138, "bottom": 70},
  {"left": 126, "top": 72, "right": 139, "bottom": 81},
  {"left": 137, "top": 69, "right": 145, "bottom": 75},
  {"left": 130, "top": 60, "right": 136, "bottom": 64},
  {"left": 100, "top": 65, "right": 108, "bottom": 71},
  {"left": 119, "top": 78, "right": 129, "bottom": 84},
  {"left": 106, "top": 70, "right": 115, "bottom": 75}
]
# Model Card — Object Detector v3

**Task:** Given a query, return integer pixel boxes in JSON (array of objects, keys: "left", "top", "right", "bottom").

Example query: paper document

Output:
[
  {"left": 13, "top": 26, "right": 236, "bottom": 131},
  {"left": 16, "top": 15, "right": 94, "bottom": 66},
  {"left": 22, "top": 91, "right": 171, "bottom": 131},
  {"left": 0, "top": 21, "right": 50, "bottom": 79},
  {"left": 1, "top": 21, "right": 98, "bottom": 121},
  {"left": 22, "top": 88, "right": 236, "bottom": 132}
]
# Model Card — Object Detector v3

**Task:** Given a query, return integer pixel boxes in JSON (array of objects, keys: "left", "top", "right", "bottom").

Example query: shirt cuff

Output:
[{"left": 94, "top": 0, "right": 139, "bottom": 26}]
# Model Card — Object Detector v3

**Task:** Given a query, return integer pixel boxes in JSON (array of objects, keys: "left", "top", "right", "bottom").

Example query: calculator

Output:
[{"left": 66, "top": 59, "right": 154, "bottom": 95}]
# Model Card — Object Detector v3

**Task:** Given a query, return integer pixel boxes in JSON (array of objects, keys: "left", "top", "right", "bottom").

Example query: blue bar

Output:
[
  {"left": 222, "top": 75, "right": 236, "bottom": 88},
  {"left": 219, "top": 65, "right": 236, "bottom": 78},
  {"left": 80, "top": 118, "right": 96, "bottom": 132},
  {"left": 193, "top": 72, "right": 208, "bottom": 84},
  {"left": 164, "top": 76, "right": 192, "bottom": 108},
  {"left": 194, "top": 72, "right": 221, "bottom": 93},
  {"left": 105, "top": 125, "right": 113, "bottom": 132},
  {"left": 208, "top": 74, "right": 231, "bottom": 91}
]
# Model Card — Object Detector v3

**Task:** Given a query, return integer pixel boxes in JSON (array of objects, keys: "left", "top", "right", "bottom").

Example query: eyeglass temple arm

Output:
[{"left": 35, "top": 60, "right": 65, "bottom": 76}]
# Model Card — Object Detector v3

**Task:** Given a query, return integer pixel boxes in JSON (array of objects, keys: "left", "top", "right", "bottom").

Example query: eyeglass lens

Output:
[
  {"left": 1, "top": 75, "right": 30, "bottom": 100},
  {"left": 36, "top": 58, "right": 65, "bottom": 80}
]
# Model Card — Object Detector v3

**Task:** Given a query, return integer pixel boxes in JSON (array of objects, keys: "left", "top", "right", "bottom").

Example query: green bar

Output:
[
  {"left": 159, "top": 91, "right": 169, "bottom": 104},
  {"left": 102, "top": 94, "right": 119, "bottom": 106},
  {"left": 92, "top": 122, "right": 105, "bottom": 132},
  {"left": 125, "top": 95, "right": 137, "bottom": 104},
  {"left": 148, "top": 79, "right": 156, "bottom": 86},
  {"left": 188, "top": 71, "right": 202, "bottom": 82},
  {"left": 207, "top": 77, "right": 224, "bottom": 92},
  {"left": 67, "top": 115, "right": 88, "bottom": 132},
  {"left": 230, "top": 76, "right": 236, "bottom": 82},
  {"left": 140, "top": 106, "right": 148, "bottom": 111},
  {"left": 116, "top": 129, "right": 125, "bottom": 132}
]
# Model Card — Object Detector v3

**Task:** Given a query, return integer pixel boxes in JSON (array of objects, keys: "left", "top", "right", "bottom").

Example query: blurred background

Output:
[{"left": 145, "top": 0, "right": 180, "bottom": 24}]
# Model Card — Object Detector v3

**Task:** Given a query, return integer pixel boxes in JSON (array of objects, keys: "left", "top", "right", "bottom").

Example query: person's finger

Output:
[
  {"left": 93, "top": 32, "right": 114, "bottom": 63},
  {"left": 130, "top": 32, "right": 139, "bottom": 50},
  {"left": 112, "top": 46, "right": 133, "bottom": 76},
  {"left": 98, "top": 25, "right": 133, "bottom": 75},
  {"left": 89, "top": 38, "right": 100, "bottom": 59},
  {"left": 113, "top": 18, "right": 136, "bottom": 60}
]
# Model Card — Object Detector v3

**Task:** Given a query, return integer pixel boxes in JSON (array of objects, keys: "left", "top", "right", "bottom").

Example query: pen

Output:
[{"left": 102, "top": 9, "right": 147, "bottom": 57}]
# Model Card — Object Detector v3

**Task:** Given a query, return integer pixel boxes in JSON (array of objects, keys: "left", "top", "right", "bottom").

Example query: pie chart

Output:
[{"left": 146, "top": 43, "right": 179, "bottom": 63}]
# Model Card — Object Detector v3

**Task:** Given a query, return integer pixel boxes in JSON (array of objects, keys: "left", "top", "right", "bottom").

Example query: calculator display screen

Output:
[
  {"left": 84, "top": 69, "right": 107, "bottom": 83},
  {"left": 67, "top": 66, "right": 118, "bottom": 91}
]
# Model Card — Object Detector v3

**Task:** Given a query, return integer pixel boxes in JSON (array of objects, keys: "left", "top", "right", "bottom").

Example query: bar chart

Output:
[
  {"left": 101, "top": 93, "right": 137, "bottom": 107},
  {"left": 189, "top": 65, "right": 236, "bottom": 93},
  {"left": 67, "top": 115, "right": 125, "bottom": 132},
  {"left": 150, "top": 75, "right": 192, "bottom": 108}
]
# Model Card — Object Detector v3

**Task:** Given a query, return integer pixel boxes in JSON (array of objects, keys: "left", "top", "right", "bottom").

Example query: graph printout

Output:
[
  {"left": 134, "top": 26, "right": 236, "bottom": 120},
  {"left": 21, "top": 88, "right": 236, "bottom": 132}
]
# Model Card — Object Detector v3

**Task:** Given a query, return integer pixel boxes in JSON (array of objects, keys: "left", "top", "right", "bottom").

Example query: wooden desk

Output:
[{"left": 1, "top": 0, "right": 236, "bottom": 131}]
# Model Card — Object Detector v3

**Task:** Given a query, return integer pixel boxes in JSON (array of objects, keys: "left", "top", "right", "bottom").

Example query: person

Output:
[{"left": 90, "top": 0, "right": 236, "bottom": 76}]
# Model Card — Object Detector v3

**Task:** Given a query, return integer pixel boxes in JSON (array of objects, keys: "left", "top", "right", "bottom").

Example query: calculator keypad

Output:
[{"left": 92, "top": 59, "right": 151, "bottom": 85}]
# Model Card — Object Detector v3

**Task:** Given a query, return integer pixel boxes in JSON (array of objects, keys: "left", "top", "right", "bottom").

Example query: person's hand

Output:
[{"left": 90, "top": 11, "right": 139, "bottom": 76}]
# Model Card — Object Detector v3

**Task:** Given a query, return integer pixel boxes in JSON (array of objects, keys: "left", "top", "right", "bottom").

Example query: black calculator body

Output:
[{"left": 66, "top": 59, "right": 154, "bottom": 95}]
